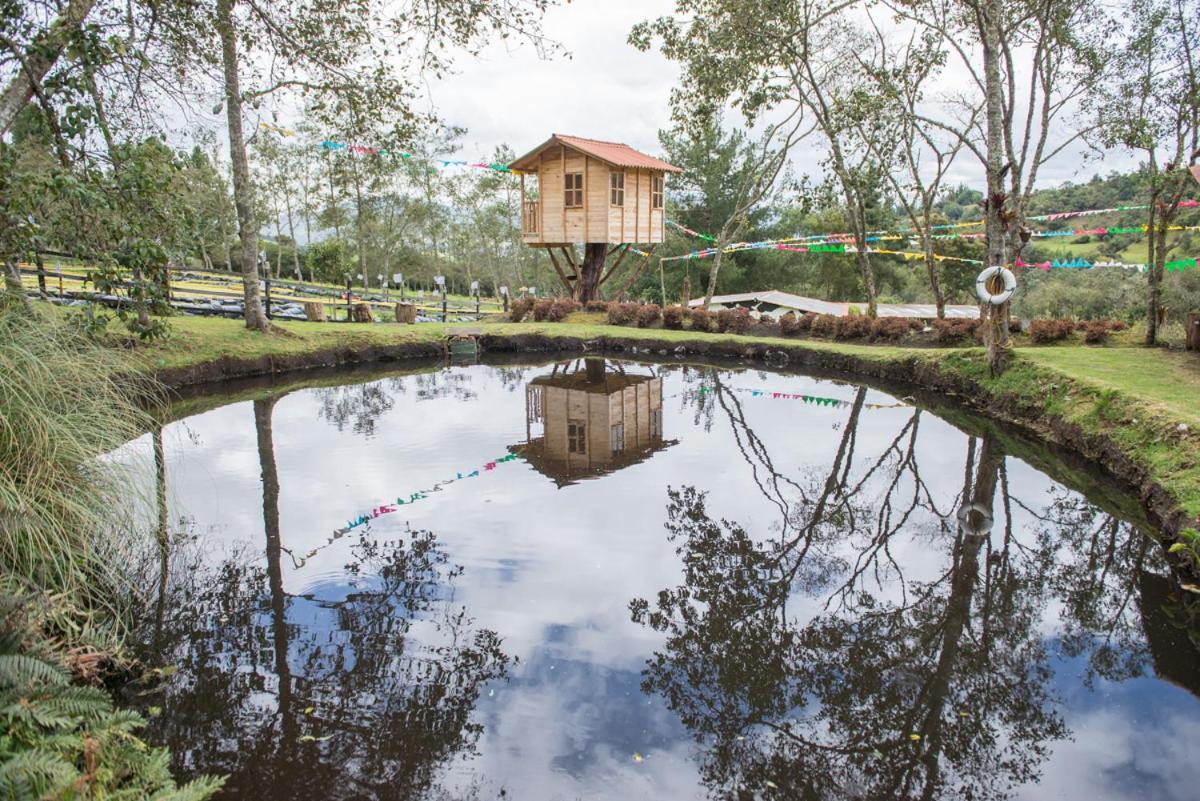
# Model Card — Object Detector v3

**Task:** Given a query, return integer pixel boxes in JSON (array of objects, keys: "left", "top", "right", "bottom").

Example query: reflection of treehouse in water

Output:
[{"left": 512, "top": 358, "right": 676, "bottom": 486}]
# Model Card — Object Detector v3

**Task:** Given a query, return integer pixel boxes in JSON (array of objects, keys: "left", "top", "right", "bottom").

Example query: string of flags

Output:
[
  {"left": 285, "top": 451, "right": 524, "bottom": 569},
  {"left": 257, "top": 122, "right": 524, "bottom": 174},
  {"left": 698, "top": 385, "right": 908, "bottom": 409},
  {"left": 1016, "top": 256, "right": 1198, "bottom": 272}
]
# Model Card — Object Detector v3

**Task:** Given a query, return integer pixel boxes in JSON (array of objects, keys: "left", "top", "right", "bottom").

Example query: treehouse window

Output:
[
  {"left": 565, "top": 173, "right": 583, "bottom": 208},
  {"left": 610, "top": 423, "right": 625, "bottom": 455},
  {"left": 650, "top": 409, "right": 662, "bottom": 438},
  {"left": 568, "top": 420, "right": 586, "bottom": 454},
  {"left": 610, "top": 172, "right": 625, "bottom": 207},
  {"left": 651, "top": 175, "right": 663, "bottom": 209}
]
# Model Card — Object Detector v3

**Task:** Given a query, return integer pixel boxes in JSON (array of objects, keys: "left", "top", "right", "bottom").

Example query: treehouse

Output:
[
  {"left": 510, "top": 359, "right": 675, "bottom": 487},
  {"left": 509, "top": 134, "right": 682, "bottom": 301}
]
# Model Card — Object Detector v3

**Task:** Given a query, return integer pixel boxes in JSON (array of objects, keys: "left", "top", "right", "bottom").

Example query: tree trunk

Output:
[
  {"left": 216, "top": 0, "right": 267, "bottom": 332},
  {"left": 0, "top": 0, "right": 97, "bottom": 134},
  {"left": 844, "top": 187, "right": 877, "bottom": 318},
  {"left": 921, "top": 218, "right": 945, "bottom": 319},
  {"left": 284, "top": 189, "right": 302, "bottom": 279},
  {"left": 578, "top": 243, "right": 605, "bottom": 302},
  {"left": 4, "top": 257, "right": 29, "bottom": 308},
  {"left": 981, "top": 0, "right": 1011, "bottom": 375},
  {"left": 1145, "top": 190, "right": 1162, "bottom": 345}
]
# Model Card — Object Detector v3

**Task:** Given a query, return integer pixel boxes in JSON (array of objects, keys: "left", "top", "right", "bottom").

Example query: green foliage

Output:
[
  {"left": 0, "top": 306, "right": 152, "bottom": 616},
  {"left": 305, "top": 237, "right": 354, "bottom": 284},
  {"left": 0, "top": 611, "right": 224, "bottom": 801}
]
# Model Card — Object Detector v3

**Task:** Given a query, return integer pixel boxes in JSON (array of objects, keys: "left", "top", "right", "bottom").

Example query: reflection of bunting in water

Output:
[
  {"left": 697, "top": 385, "right": 907, "bottom": 410},
  {"left": 298, "top": 452, "right": 522, "bottom": 568}
]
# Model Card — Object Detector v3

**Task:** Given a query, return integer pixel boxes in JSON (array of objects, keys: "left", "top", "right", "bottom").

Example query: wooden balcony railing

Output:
[{"left": 522, "top": 200, "right": 540, "bottom": 235}]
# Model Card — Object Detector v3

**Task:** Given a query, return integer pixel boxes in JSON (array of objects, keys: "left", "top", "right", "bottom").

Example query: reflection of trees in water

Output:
[
  {"left": 634, "top": 380, "right": 1192, "bottom": 799},
  {"left": 317, "top": 381, "right": 397, "bottom": 436},
  {"left": 142, "top": 396, "right": 509, "bottom": 800}
]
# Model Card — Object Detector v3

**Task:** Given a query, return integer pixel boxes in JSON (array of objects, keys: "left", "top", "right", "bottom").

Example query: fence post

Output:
[
  {"left": 442, "top": 294, "right": 448, "bottom": 323},
  {"left": 345, "top": 278, "right": 352, "bottom": 321},
  {"left": 264, "top": 274, "right": 272, "bottom": 320}
]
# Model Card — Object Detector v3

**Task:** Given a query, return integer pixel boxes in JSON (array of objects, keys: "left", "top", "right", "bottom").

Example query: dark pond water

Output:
[{"left": 122, "top": 357, "right": 1200, "bottom": 800}]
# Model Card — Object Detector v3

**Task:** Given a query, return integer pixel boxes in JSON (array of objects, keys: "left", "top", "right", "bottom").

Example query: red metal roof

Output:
[{"left": 509, "top": 134, "right": 682, "bottom": 173}]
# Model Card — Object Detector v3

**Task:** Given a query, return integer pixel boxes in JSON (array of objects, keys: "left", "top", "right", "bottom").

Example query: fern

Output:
[
  {"left": 0, "top": 624, "right": 222, "bottom": 800},
  {"left": 0, "top": 653, "right": 68, "bottom": 690},
  {"left": 0, "top": 749, "right": 76, "bottom": 801}
]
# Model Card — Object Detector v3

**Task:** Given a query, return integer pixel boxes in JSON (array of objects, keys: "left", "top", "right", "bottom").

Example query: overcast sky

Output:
[{"left": 422, "top": 0, "right": 1135, "bottom": 192}]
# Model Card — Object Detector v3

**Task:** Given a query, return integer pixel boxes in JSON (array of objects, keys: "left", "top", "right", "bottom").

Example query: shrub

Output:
[
  {"left": 870, "top": 317, "right": 920, "bottom": 341},
  {"left": 585, "top": 300, "right": 610, "bottom": 313},
  {"left": 689, "top": 307, "right": 714, "bottom": 332},
  {"left": 716, "top": 307, "right": 752, "bottom": 335},
  {"left": 810, "top": 314, "right": 836, "bottom": 338},
  {"left": 1028, "top": 318, "right": 1075, "bottom": 344},
  {"left": 932, "top": 318, "right": 980, "bottom": 344},
  {"left": 796, "top": 312, "right": 817, "bottom": 333},
  {"left": 1083, "top": 321, "right": 1111, "bottom": 344},
  {"left": 607, "top": 301, "right": 639, "bottom": 326},
  {"left": 662, "top": 305, "right": 685, "bottom": 329},
  {"left": 1081, "top": 319, "right": 1128, "bottom": 344},
  {"left": 548, "top": 298, "right": 580, "bottom": 322},
  {"left": 637, "top": 303, "right": 662, "bottom": 328},
  {"left": 509, "top": 297, "right": 533, "bottom": 322},
  {"left": 834, "top": 315, "right": 872, "bottom": 340},
  {"left": 779, "top": 311, "right": 800, "bottom": 336},
  {"left": 532, "top": 299, "right": 554, "bottom": 322}
]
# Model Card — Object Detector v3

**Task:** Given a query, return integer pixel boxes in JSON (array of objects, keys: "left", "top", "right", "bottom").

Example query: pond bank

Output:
[{"left": 129, "top": 314, "right": 1200, "bottom": 579}]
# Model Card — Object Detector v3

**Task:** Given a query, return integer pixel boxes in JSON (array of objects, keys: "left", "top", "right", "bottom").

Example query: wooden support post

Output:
[
  {"left": 598, "top": 245, "right": 631, "bottom": 287},
  {"left": 346, "top": 278, "right": 352, "bottom": 320},
  {"left": 546, "top": 249, "right": 575, "bottom": 294},
  {"left": 615, "top": 245, "right": 658, "bottom": 300},
  {"left": 263, "top": 274, "right": 272, "bottom": 320},
  {"left": 442, "top": 293, "right": 448, "bottom": 323}
]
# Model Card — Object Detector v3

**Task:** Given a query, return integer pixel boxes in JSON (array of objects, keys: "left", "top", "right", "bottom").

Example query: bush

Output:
[
  {"left": 932, "top": 318, "right": 980, "bottom": 344},
  {"left": 779, "top": 311, "right": 800, "bottom": 336},
  {"left": 607, "top": 302, "right": 639, "bottom": 326},
  {"left": 637, "top": 303, "right": 662, "bottom": 328},
  {"left": 797, "top": 312, "right": 817, "bottom": 333},
  {"left": 689, "top": 307, "right": 714, "bottom": 332},
  {"left": 1083, "top": 321, "right": 1110, "bottom": 344},
  {"left": 532, "top": 299, "right": 554, "bottom": 322},
  {"left": 662, "top": 305, "right": 685, "bottom": 329},
  {"left": 810, "top": 314, "right": 836, "bottom": 338},
  {"left": 834, "top": 315, "right": 872, "bottom": 340},
  {"left": 715, "top": 307, "right": 752, "bottom": 335},
  {"left": 509, "top": 297, "right": 533, "bottom": 322},
  {"left": 1028, "top": 318, "right": 1075, "bottom": 344},
  {"left": 547, "top": 298, "right": 580, "bottom": 322},
  {"left": 870, "top": 317, "right": 920, "bottom": 341},
  {"left": 585, "top": 300, "right": 611, "bottom": 313},
  {"left": 1081, "top": 319, "right": 1128, "bottom": 344}
]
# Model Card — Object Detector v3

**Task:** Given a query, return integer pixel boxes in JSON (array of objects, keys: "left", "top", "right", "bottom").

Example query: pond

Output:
[{"left": 121, "top": 357, "right": 1200, "bottom": 800}]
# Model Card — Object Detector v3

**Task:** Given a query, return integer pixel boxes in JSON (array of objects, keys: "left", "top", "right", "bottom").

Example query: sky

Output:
[{"left": 423, "top": 0, "right": 1134, "bottom": 192}]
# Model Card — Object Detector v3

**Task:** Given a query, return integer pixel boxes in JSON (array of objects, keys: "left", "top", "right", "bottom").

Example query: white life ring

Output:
[
  {"left": 957, "top": 502, "right": 994, "bottom": 536},
  {"left": 975, "top": 266, "right": 1016, "bottom": 305}
]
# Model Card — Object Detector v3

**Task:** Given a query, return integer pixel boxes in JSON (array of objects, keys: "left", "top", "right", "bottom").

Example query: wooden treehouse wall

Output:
[{"left": 526, "top": 145, "right": 664, "bottom": 246}]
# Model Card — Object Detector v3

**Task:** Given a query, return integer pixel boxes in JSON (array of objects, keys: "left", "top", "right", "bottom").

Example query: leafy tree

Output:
[{"left": 1094, "top": 0, "right": 1200, "bottom": 344}]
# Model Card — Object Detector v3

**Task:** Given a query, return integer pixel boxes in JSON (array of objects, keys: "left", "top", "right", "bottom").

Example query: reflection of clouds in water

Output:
[
  {"left": 139, "top": 360, "right": 1199, "bottom": 800},
  {"left": 1021, "top": 704, "right": 1200, "bottom": 801},
  {"left": 468, "top": 651, "right": 701, "bottom": 799}
]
